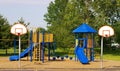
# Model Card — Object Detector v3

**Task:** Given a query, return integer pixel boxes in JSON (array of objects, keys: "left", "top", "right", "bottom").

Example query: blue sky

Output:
[{"left": 0, "top": 0, "right": 54, "bottom": 29}]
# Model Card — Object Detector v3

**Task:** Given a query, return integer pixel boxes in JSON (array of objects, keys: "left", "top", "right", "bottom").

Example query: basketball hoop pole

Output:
[
  {"left": 98, "top": 25, "right": 115, "bottom": 70},
  {"left": 10, "top": 23, "right": 27, "bottom": 68},
  {"left": 100, "top": 36, "right": 103, "bottom": 69},
  {"left": 18, "top": 33, "right": 21, "bottom": 68}
]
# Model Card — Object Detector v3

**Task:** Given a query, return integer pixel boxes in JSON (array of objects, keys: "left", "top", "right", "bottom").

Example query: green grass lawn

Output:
[
  {"left": 94, "top": 47, "right": 120, "bottom": 61},
  {"left": 0, "top": 48, "right": 24, "bottom": 56},
  {"left": 103, "top": 54, "right": 120, "bottom": 61},
  {"left": 0, "top": 48, "right": 14, "bottom": 56}
]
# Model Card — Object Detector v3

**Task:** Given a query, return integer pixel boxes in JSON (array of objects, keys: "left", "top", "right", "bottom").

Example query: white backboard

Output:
[
  {"left": 11, "top": 23, "right": 27, "bottom": 36},
  {"left": 98, "top": 25, "right": 114, "bottom": 37}
]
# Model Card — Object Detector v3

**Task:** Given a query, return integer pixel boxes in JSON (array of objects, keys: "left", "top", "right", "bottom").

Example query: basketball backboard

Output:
[
  {"left": 11, "top": 23, "right": 27, "bottom": 36},
  {"left": 98, "top": 25, "right": 114, "bottom": 37}
]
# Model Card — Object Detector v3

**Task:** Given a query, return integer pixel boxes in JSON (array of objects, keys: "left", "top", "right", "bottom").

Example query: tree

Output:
[
  {"left": 44, "top": 0, "right": 70, "bottom": 50},
  {"left": 44, "top": 0, "right": 120, "bottom": 50},
  {"left": 114, "top": 22, "right": 120, "bottom": 43},
  {"left": 91, "top": 0, "right": 120, "bottom": 47},
  {"left": 0, "top": 15, "right": 11, "bottom": 54},
  {"left": 18, "top": 17, "right": 30, "bottom": 27}
]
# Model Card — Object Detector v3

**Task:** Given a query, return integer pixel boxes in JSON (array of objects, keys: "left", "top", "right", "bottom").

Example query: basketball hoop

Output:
[
  {"left": 10, "top": 23, "right": 27, "bottom": 68},
  {"left": 102, "top": 30, "right": 110, "bottom": 40},
  {"left": 98, "top": 25, "right": 114, "bottom": 69},
  {"left": 98, "top": 25, "right": 114, "bottom": 38},
  {"left": 11, "top": 23, "right": 27, "bottom": 36}
]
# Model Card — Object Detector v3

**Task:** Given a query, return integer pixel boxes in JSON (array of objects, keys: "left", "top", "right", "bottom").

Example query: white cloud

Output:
[{"left": 0, "top": 0, "right": 54, "bottom": 5}]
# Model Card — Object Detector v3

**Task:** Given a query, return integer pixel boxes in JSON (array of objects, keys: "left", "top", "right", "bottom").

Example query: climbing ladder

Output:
[{"left": 33, "top": 44, "right": 41, "bottom": 61}]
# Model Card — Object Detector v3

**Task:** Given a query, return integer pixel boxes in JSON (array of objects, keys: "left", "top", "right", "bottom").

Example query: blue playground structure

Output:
[
  {"left": 73, "top": 23, "right": 96, "bottom": 64},
  {"left": 74, "top": 38, "right": 89, "bottom": 64}
]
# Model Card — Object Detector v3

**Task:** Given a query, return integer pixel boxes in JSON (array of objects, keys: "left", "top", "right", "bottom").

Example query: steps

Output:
[{"left": 34, "top": 46, "right": 41, "bottom": 61}]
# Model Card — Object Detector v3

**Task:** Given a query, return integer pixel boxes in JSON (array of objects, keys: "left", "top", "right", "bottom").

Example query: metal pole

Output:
[
  {"left": 86, "top": 34, "right": 88, "bottom": 57},
  {"left": 101, "top": 37, "right": 103, "bottom": 69},
  {"left": 42, "top": 32, "right": 44, "bottom": 63},
  {"left": 48, "top": 33, "right": 50, "bottom": 61},
  {"left": 19, "top": 35, "right": 21, "bottom": 68},
  {"left": 30, "top": 30, "right": 33, "bottom": 62}
]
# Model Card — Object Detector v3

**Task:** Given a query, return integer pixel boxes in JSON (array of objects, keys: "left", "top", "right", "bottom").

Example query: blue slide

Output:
[
  {"left": 75, "top": 46, "right": 89, "bottom": 64},
  {"left": 9, "top": 44, "right": 34, "bottom": 61}
]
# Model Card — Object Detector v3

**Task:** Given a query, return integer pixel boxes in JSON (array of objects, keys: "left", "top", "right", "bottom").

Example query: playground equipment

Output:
[
  {"left": 32, "top": 31, "right": 53, "bottom": 63},
  {"left": 73, "top": 23, "right": 96, "bottom": 64},
  {"left": 9, "top": 29, "right": 54, "bottom": 63},
  {"left": 75, "top": 38, "right": 89, "bottom": 64}
]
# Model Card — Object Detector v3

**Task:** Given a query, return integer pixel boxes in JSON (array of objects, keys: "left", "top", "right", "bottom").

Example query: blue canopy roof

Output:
[{"left": 73, "top": 23, "right": 97, "bottom": 33}]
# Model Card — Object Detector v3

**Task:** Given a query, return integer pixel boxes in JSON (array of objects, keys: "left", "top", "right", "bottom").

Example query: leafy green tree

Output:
[
  {"left": 0, "top": 15, "right": 11, "bottom": 54},
  {"left": 114, "top": 22, "right": 120, "bottom": 43},
  {"left": 91, "top": 0, "right": 120, "bottom": 48},
  {"left": 44, "top": 0, "right": 120, "bottom": 51},
  {"left": 44, "top": 0, "right": 69, "bottom": 50},
  {"left": 18, "top": 17, "right": 30, "bottom": 27}
]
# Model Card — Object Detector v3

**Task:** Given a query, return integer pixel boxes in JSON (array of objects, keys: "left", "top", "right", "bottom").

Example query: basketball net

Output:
[
  {"left": 102, "top": 30, "right": 110, "bottom": 39},
  {"left": 104, "top": 34, "right": 110, "bottom": 40},
  {"left": 17, "top": 33, "right": 20, "bottom": 36}
]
